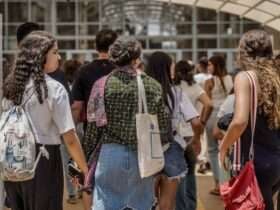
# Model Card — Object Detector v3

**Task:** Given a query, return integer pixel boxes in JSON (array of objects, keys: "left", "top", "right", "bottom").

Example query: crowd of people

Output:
[{"left": 0, "top": 21, "right": 280, "bottom": 210}]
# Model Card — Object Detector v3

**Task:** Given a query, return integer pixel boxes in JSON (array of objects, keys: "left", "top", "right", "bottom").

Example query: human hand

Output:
[
  {"left": 191, "top": 137, "right": 201, "bottom": 156},
  {"left": 219, "top": 146, "right": 229, "bottom": 171}
]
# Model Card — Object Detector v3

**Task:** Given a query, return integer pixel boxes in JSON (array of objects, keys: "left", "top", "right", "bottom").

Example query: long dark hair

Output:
[
  {"left": 173, "top": 60, "right": 195, "bottom": 86},
  {"left": 145, "top": 51, "right": 174, "bottom": 112},
  {"left": 209, "top": 55, "right": 228, "bottom": 93},
  {"left": 4, "top": 31, "right": 56, "bottom": 105}
]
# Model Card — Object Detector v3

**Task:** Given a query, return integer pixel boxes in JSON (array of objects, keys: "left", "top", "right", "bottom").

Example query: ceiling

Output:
[{"left": 156, "top": 0, "right": 280, "bottom": 31}]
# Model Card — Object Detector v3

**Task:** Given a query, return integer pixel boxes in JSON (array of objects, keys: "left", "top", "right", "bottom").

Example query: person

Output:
[
  {"left": 71, "top": 29, "right": 117, "bottom": 210},
  {"left": 173, "top": 60, "right": 213, "bottom": 210},
  {"left": 219, "top": 29, "right": 280, "bottom": 210},
  {"left": 59, "top": 59, "right": 82, "bottom": 204},
  {"left": 146, "top": 52, "right": 202, "bottom": 210},
  {"left": 16, "top": 22, "right": 72, "bottom": 102},
  {"left": 83, "top": 37, "right": 171, "bottom": 210},
  {"left": 16, "top": 22, "right": 40, "bottom": 46},
  {"left": 2, "top": 31, "right": 88, "bottom": 210},
  {"left": 63, "top": 59, "right": 82, "bottom": 88},
  {"left": 204, "top": 55, "right": 233, "bottom": 195},
  {"left": 71, "top": 29, "right": 117, "bottom": 125},
  {"left": 194, "top": 56, "right": 212, "bottom": 85}
]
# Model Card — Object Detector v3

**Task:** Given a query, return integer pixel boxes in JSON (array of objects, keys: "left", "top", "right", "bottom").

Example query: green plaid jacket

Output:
[{"left": 82, "top": 70, "right": 171, "bottom": 158}]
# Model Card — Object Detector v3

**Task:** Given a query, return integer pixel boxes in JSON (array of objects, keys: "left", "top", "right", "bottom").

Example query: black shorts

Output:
[{"left": 4, "top": 144, "right": 63, "bottom": 210}]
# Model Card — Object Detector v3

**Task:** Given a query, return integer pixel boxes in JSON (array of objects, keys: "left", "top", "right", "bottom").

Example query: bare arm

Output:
[
  {"left": 219, "top": 73, "right": 250, "bottom": 158},
  {"left": 204, "top": 78, "right": 214, "bottom": 98},
  {"left": 62, "top": 129, "right": 88, "bottom": 174},
  {"left": 198, "top": 92, "right": 213, "bottom": 124},
  {"left": 191, "top": 117, "right": 203, "bottom": 155},
  {"left": 71, "top": 101, "right": 84, "bottom": 124}
]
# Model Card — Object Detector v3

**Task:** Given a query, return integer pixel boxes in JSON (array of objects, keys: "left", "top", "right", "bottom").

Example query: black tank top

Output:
[{"left": 241, "top": 112, "right": 280, "bottom": 164}]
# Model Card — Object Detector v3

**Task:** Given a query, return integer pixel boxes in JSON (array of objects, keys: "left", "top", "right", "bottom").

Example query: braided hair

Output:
[
  {"left": 4, "top": 31, "right": 56, "bottom": 105},
  {"left": 109, "top": 37, "right": 141, "bottom": 66},
  {"left": 239, "top": 29, "right": 280, "bottom": 129}
]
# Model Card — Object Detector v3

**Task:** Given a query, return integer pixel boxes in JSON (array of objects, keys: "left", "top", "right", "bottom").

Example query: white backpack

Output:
[{"left": 0, "top": 90, "right": 49, "bottom": 181}]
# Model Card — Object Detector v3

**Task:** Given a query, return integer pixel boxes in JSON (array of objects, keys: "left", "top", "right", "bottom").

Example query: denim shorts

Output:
[
  {"left": 163, "top": 141, "right": 188, "bottom": 179},
  {"left": 93, "top": 144, "right": 155, "bottom": 210}
]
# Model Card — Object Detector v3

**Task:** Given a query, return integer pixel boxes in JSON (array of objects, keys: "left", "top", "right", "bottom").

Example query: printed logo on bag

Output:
[{"left": 0, "top": 100, "right": 49, "bottom": 182}]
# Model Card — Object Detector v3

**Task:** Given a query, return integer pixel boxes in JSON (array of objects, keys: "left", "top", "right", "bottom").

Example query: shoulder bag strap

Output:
[
  {"left": 137, "top": 71, "right": 148, "bottom": 114},
  {"left": 244, "top": 71, "right": 258, "bottom": 160}
]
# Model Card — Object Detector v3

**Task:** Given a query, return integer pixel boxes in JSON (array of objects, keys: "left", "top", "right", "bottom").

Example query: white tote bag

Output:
[{"left": 136, "top": 72, "right": 165, "bottom": 178}]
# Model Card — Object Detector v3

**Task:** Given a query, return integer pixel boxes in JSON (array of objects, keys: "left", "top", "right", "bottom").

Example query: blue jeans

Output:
[
  {"left": 93, "top": 144, "right": 155, "bottom": 210},
  {"left": 60, "top": 144, "right": 76, "bottom": 197},
  {"left": 176, "top": 146, "right": 197, "bottom": 210},
  {"left": 206, "top": 109, "right": 220, "bottom": 183}
]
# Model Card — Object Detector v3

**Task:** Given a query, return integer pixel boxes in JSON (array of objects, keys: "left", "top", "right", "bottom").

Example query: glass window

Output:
[
  {"left": 8, "top": 25, "right": 19, "bottom": 36},
  {"left": 182, "top": 52, "right": 193, "bottom": 61},
  {"left": 57, "top": 2, "right": 75, "bottom": 22},
  {"left": 176, "top": 23, "right": 192, "bottom": 35},
  {"left": 177, "top": 4, "right": 192, "bottom": 22},
  {"left": 149, "top": 38, "right": 162, "bottom": 49},
  {"left": 197, "top": 8, "right": 217, "bottom": 21},
  {"left": 8, "top": 2, "right": 28, "bottom": 22},
  {"left": 79, "top": 1, "right": 99, "bottom": 22},
  {"left": 220, "top": 38, "right": 240, "bottom": 48},
  {"left": 197, "top": 23, "right": 217, "bottom": 34},
  {"left": 7, "top": 37, "right": 17, "bottom": 50},
  {"left": 220, "top": 22, "right": 241, "bottom": 35},
  {"left": 57, "top": 25, "right": 75, "bottom": 35},
  {"left": 243, "top": 20, "right": 262, "bottom": 32},
  {"left": 31, "top": 1, "right": 51, "bottom": 22},
  {"left": 58, "top": 40, "right": 75, "bottom": 50},
  {"left": 177, "top": 39, "right": 192, "bottom": 49},
  {"left": 198, "top": 39, "right": 217, "bottom": 49},
  {"left": 79, "top": 24, "right": 99, "bottom": 36}
]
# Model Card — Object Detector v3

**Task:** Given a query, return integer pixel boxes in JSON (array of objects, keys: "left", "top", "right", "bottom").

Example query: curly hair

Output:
[
  {"left": 239, "top": 29, "right": 280, "bottom": 129},
  {"left": 109, "top": 37, "right": 141, "bottom": 66},
  {"left": 4, "top": 31, "right": 56, "bottom": 105}
]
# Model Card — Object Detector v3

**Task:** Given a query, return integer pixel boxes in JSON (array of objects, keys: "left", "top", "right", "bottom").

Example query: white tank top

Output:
[{"left": 211, "top": 75, "right": 233, "bottom": 108}]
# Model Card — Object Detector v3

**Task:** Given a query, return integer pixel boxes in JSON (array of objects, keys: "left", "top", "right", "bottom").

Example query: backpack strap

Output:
[{"left": 21, "top": 88, "right": 36, "bottom": 107}]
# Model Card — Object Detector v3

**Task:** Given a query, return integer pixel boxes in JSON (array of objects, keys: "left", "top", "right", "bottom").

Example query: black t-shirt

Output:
[{"left": 71, "top": 59, "right": 115, "bottom": 107}]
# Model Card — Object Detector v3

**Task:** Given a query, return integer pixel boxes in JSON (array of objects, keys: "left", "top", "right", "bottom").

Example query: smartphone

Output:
[{"left": 68, "top": 161, "right": 84, "bottom": 185}]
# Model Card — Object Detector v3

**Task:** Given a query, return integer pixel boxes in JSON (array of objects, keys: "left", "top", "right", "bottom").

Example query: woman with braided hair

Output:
[
  {"left": 219, "top": 29, "right": 280, "bottom": 210},
  {"left": 2, "top": 31, "right": 88, "bottom": 210}
]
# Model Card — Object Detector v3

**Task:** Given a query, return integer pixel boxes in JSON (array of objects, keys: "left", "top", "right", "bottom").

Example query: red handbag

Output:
[{"left": 220, "top": 71, "right": 265, "bottom": 210}]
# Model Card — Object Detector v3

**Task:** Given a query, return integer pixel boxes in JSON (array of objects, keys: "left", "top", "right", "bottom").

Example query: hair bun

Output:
[{"left": 109, "top": 37, "right": 141, "bottom": 66}]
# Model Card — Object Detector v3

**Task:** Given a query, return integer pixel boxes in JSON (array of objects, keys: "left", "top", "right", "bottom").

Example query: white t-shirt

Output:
[
  {"left": 194, "top": 73, "right": 212, "bottom": 86},
  {"left": 180, "top": 81, "right": 205, "bottom": 108},
  {"left": 211, "top": 75, "right": 233, "bottom": 109},
  {"left": 171, "top": 86, "right": 199, "bottom": 149},
  {"left": 217, "top": 94, "right": 235, "bottom": 118},
  {"left": 3, "top": 75, "right": 75, "bottom": 145}
]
